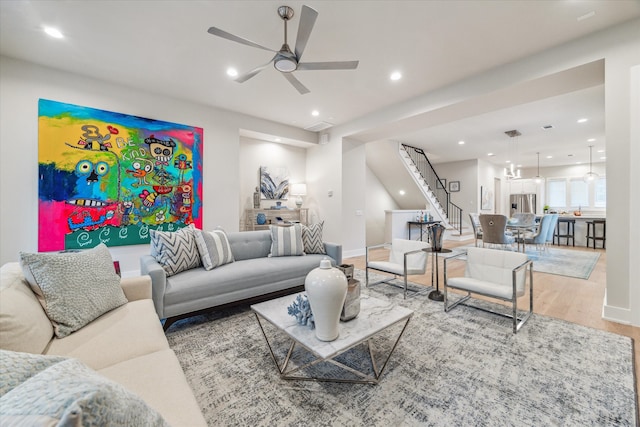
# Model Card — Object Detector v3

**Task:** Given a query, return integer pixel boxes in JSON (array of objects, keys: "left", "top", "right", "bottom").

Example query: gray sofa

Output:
[{"left": 141, "top": 229, "right": 342, "bottom": 330}]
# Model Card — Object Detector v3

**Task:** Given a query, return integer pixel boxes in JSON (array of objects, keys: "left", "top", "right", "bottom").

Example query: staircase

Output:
[{"left": 397, "top": 143, "right": 466, "bottom": 238}]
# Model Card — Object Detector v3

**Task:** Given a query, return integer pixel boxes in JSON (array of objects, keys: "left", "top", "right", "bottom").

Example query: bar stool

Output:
[
  {"left": 586, "top": 219, "right": 606, "bottom": 249},
  {"left": 554, "top": 218, "right": 575, "bottom": 246}
]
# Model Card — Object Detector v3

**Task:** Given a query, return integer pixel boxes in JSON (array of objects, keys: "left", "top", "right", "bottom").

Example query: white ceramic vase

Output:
[{"left": 305, "top": 259, "right": 348, "bottom": 341}]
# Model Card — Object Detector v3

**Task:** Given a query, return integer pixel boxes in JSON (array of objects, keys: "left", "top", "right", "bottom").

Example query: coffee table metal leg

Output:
[{"left": 254, "top": 313, "right": 412, "bottom": 384}]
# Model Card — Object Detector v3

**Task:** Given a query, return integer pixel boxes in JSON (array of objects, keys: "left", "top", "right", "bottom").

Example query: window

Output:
[
  {"left": 547, "top": 179, "right": 566, "bottom": 208},
  {"left": 594, "top": 177, "right": 606, "bottom": 207},
  {"left": 570, "top": 179, "right": 588, "bottom": 208}
]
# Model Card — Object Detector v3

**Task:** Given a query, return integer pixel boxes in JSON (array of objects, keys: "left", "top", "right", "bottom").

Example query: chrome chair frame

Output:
[
  {"left": 443, "top": 251, "right": 534, "bottom": 333},
  {"left": 365, "top": 241, "right": 430, "bottom": 299}
]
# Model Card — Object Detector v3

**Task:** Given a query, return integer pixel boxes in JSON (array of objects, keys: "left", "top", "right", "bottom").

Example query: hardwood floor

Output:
[{"left": 343, "top": 239, "right": 639, "bottom": 408}]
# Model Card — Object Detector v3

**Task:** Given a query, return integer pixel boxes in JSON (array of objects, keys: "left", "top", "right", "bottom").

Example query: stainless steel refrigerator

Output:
[{"left": 510, "top": 193, "right": 536, "bottom": 216}]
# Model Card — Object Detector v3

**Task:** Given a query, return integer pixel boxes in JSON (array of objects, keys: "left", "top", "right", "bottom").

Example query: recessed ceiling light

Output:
[
  {"left": 390, "top": 71, "right": 402, "bottom": 81},
  {"left": 311, "top": 110, "right": 319, "bottom": 117},
  {"left": 274, "top": 138, "right": 281, "bottom": 142},
  {"left": 487, "top": 153, "right": 495, "bottom": 157},
  {"left": 226, "top": 67, "right": 238, "bottom": 77},
  {"left": 577, "top": 118, "right": 588, "bottom": 123},
  {"left": 597, "top": 149, "right": 605, "bottom": 153},
  {"left": 44, "top": 26, "right": 64, "bottom": 39},
  {"left": 587, "top": 138, "right": 596, "bottom": 142},
  {"left": 546, "top": 155, "right": 553, "bottom": 159},
  {"left": 506, "top": 160, "right": 511, "bottom": 163},
  {"left": 458, "top": 140, "right": 465, "bottom": 145},
  {"left": 399, "top": 190, "right": 406, "bottom": 195}
]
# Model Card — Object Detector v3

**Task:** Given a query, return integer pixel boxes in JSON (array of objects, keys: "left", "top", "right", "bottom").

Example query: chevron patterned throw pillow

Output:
[
  {"left": 302, "top": 222, "right": 326, "bottom": 254},
  {"left": 150, "top": 224, "right": 201, "bottom": 276}
]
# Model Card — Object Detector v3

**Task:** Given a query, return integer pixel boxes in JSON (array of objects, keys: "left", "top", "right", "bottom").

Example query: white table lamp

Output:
[{"left": 291, "top": 183, "right": 307, "bottom": 208}]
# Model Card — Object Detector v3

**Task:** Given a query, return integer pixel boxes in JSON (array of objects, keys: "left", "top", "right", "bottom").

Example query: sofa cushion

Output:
[
  {"left": 98, "top": 349, "right": 207, "bottom": 427},
  {"left": 150, "top": 224, "right": 201, "bottom": 276},
  {"left": 45, "top": 299, "right": 169, "bottom": 371},
  {"left": 19, "top": 244, "right": 128, "bottom": 338},
  {"left": 302, "top": 221, "right": 326, "bottom": 254},
  {"left": 0, "top": 350, "right": 169, "bottom": 426},
  {"left": 194, "top": 229, "right": 234, "bottom": 270},
  {"left": 0, "top": 263, "right": 53, "bottom": 354},
  {"left": 269, "top": 224, "right": 304, "bottom": 257}
]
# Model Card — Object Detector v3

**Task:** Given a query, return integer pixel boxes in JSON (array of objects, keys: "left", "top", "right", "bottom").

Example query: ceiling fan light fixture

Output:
[{"left": 274, "top": 56, "right": 297, "bottom": 72}]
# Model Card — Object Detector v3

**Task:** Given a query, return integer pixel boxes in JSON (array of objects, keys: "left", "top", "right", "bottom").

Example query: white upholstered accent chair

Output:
[
  {"left": 366, "top": 238, "right": 430, "bottom": 299},
  {"left": 443, "top": 247, "right": 533, "bottom": 333}
]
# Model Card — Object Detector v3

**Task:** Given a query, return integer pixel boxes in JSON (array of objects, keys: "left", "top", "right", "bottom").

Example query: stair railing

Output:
[{"left": 401, "top": 143, "right": 463, "bottom": 235}]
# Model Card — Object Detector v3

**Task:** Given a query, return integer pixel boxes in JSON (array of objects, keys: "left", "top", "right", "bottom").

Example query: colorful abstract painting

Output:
[{"left": 38, "top": 99, "right": 203, "bottom": 251}]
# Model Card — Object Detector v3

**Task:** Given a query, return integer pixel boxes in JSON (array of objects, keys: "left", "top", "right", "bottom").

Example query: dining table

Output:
[{"left": 506, "top": 222, "right": 537, "bottom": 252}]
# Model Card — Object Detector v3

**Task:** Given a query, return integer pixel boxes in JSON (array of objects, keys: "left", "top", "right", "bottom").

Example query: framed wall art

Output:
[
  {"left": 260, "top": 166, "right": 289, "bottom": 200},
  {"left": 449, "top": 181, "right": 460, "bottom": 192},
  {"left": 436, "top": 178, "right": 446, "bottom": 189},
  {"left": 37, "top": 99, "right": 203, "bottom": 251}
]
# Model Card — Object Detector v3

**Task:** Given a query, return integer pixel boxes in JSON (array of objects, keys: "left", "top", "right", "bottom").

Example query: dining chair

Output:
[
  {"left": 544, "top": 214, "right": 559, "bottom": 250},
  {"left": 468, "top": 213, "right": 483, "bottom": 247},
  {"left": 365, "top": 238, "right": 430, "bottom": 299},
  {"left": 512, "top": 213, "right": 536, "bottom": 228},
  {"left": 516, "top": 213, "right": 555, "bottom": 252},
  {"left": 478, "top": 214, "right": 515, "bottom": 250}
]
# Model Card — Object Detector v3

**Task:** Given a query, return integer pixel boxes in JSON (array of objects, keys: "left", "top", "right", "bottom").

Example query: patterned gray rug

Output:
[
  {"left": 456, "top": 245, "right": 600, "bottom": 279},
  {"left": 166, "top": 271, "right": 637, "bottom": 426}
]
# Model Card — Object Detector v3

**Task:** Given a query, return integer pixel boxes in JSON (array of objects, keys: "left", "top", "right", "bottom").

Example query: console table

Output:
[{"left": 244, "top": 208, "right": 308, "bottom": 231}]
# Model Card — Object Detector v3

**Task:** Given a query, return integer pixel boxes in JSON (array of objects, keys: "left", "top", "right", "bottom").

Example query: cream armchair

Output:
[
  {"left": 366, "top": 238, "right": 430, "bottom": 299},
  {"left": 443, "top": 247, "right": 533, "bottom": 333}
]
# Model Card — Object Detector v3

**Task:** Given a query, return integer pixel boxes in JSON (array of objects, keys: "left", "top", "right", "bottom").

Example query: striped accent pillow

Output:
[
  {"left": 194, "top": 229, "right": 235, "bottom": 270},
  {"left": 149, "top": 224, "right": 201, "bottom": 276},
  {"left": 302, "top": 222, "right": 326, "bottom": 254},
  {"left": 269, "top": 224, "right": 304, "bottom": 257}
]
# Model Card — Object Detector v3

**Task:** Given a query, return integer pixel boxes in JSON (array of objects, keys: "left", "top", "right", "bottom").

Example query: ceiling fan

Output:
[{"left": 207, "top": 5, "right": 359, "bottom": 95}]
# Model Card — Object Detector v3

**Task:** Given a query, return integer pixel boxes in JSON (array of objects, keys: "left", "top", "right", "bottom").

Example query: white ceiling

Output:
[{"left": 1, "top": 0, "right": 638, "bottom": 169}]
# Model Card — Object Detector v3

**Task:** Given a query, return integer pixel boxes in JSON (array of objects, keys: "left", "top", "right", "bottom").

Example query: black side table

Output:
[{"left": 422, "top": 248, "right": 452, "bottom": 302}]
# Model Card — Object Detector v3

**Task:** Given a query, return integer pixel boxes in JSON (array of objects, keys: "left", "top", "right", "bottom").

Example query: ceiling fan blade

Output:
[
  {"left": 207, "top": 27, "right": 276, "bottom": 53},
  {"left": 294, "top": 5, "right": 318, "bottom": 62},
  {"left": 235, "top": 55, "right": 278, "bottom": 83},
  {"left": 282, "top": 73, "right": 310, "bottom": 95},
  {"left": 297, "top": 60, "right": 359, "bottom": 71}
]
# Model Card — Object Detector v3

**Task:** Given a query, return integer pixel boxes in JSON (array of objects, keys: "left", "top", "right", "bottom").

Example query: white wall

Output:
[
  {"left": 341, "top": 138, "right": 367, "bottom": 258},
  {"left": 238, "top": 137, "right": 307, "bottom": 229},
  {"left": 0, "top": 56, "right": 315, "bottom": 275},
  {"left": 365, "top": 166, "right": 399, "bottom": 246},
  {"left": 434, "top": 159, "right": 477, "bottom": 225}
]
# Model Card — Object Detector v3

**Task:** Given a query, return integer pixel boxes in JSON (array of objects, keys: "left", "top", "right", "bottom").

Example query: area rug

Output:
[
  {"left": 455, "top": 245, "right": 600, "bottom": 280},
  {"left": 166, "top": 272, "right": 637, "bottom": 426}
]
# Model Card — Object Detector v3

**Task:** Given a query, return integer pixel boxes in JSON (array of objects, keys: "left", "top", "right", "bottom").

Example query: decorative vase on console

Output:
[{"left": 305, "top": 259, "right": 348, "bottom": 341}]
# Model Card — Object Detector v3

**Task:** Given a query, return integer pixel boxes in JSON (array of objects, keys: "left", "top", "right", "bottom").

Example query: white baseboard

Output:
[
  {"left": 601, "top": 290, "right": 631, "bottom": 325},
  {"left": 343, "top": 248, "right": 366, "bottom": 259}
]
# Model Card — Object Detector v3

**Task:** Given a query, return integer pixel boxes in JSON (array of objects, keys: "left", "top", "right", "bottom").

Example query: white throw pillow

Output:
[
  {"left": 269, "top": 224, "right": 304, "bottom": 257},
  {"left": 194, "top": 229, "right": 234, "bottom": 270},
  {"left": 149, "top": 224, "right": 201, "bottom": 276},
  {"left": 19, "top": 244, "right": 127, "bottom": 338}
]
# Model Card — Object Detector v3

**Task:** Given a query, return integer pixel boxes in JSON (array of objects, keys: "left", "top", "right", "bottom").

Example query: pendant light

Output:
[
  {"left": 503, "top": 129, "right": 522, "bottom": 180},
  {"left": 533, "top": 152, "right": 544, "bottom": 184},
  {"left": 583, "top": 145, "right": 599, "bottom": 182}
]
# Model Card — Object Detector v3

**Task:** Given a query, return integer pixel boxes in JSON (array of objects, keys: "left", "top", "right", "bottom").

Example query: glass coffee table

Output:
[{"left": 251, "top": 293, "right": 413, "bottom": 384}]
